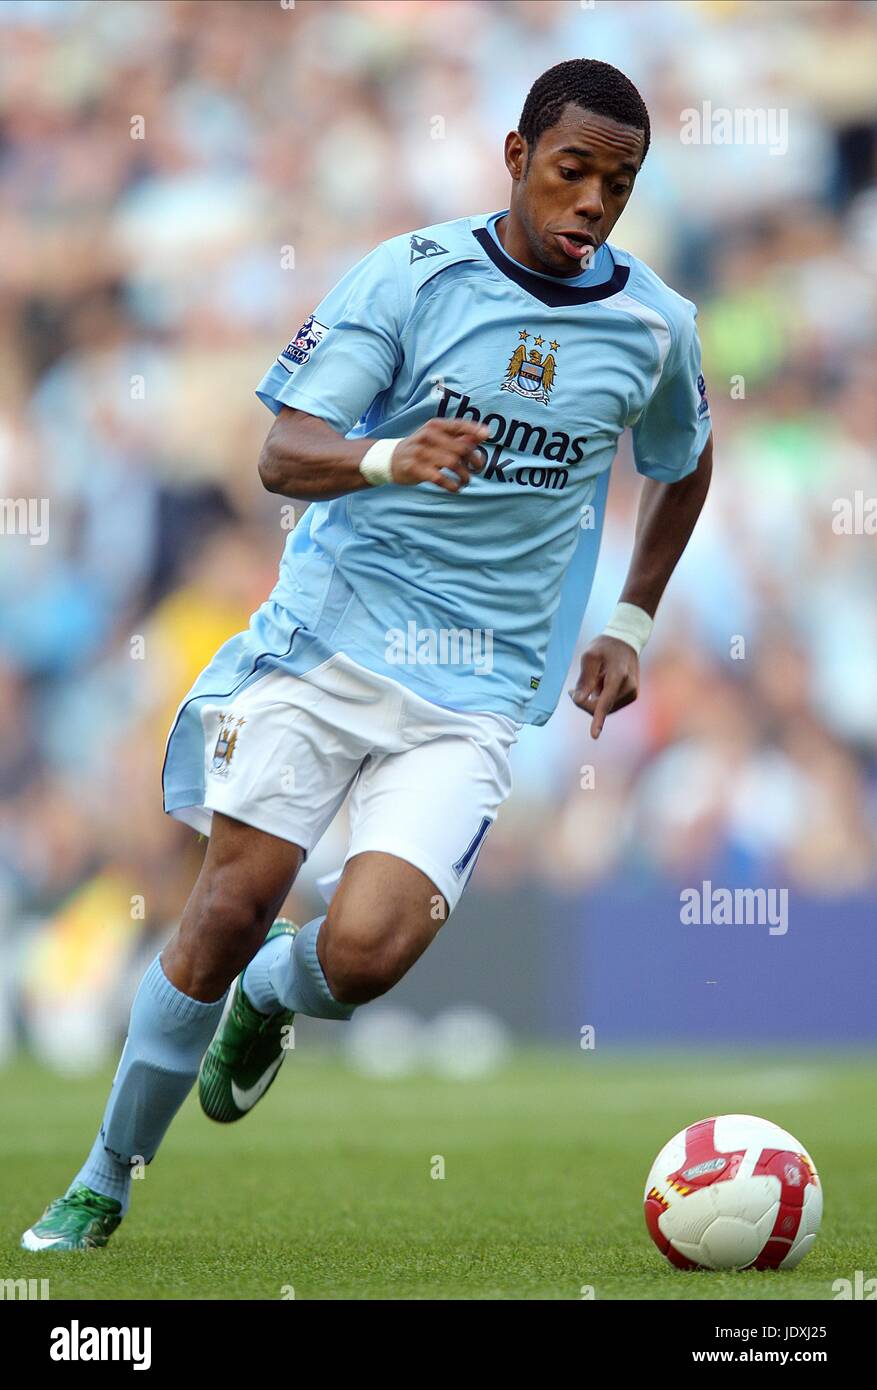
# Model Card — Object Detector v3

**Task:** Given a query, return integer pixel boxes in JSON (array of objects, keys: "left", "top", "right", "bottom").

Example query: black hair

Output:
[{"left": 518, "top": 59, "right": 650, "bottom": 165}]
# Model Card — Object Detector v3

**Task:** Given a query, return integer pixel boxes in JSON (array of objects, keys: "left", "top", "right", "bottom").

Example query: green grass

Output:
[{"left": 2, "top": 1050, "right": 874, "bottom": 1299}]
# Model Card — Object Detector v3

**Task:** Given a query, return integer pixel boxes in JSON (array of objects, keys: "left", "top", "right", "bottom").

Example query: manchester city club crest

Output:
[
  {"left": 210, "top": 713, "right": 245, "bottom": 778},
  {"left": 501, "top": 330, "right": 558, "bottom": 404}
]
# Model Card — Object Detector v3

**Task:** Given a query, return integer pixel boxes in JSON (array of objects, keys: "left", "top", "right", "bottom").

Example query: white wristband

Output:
[
  {"left": 359, "top": 437, "right": 402, "bottom": 487},
  {"left": 602, "top": 602, "right": 653, "bottom": 657}
]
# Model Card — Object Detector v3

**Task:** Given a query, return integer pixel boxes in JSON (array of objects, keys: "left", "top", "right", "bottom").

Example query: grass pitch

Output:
[{"left": 2, "top": 1050, "right": 874, "bottom": 1300}]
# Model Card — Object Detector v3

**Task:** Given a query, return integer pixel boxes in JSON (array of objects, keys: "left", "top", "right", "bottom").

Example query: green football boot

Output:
[
  {"left": 21, "top": 1184, "right": 122, "bottom": 1252},
  {"left": 199, "top": 917, "right": 298, "bottom": 1124}
]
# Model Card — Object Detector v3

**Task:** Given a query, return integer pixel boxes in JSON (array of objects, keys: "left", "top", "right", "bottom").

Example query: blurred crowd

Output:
[{"left": 0, "top": 0, "right": 875, "bottom": 1061}]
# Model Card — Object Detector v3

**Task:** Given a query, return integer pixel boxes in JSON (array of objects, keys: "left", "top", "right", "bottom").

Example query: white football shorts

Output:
[{"left": 167, "top": 652, "right": 520, "bottom": 910}]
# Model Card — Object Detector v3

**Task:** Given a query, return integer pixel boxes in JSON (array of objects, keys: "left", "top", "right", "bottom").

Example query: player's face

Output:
[{"left": 503, "top": 105, "right": 644, "bottom": 276}]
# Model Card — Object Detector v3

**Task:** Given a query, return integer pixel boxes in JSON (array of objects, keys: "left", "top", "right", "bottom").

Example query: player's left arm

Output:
[{"left": 571, "top": 428, "right": 713, "bottom": 738}]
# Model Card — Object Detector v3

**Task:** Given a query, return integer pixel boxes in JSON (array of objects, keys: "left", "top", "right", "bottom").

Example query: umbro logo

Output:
[{"left": 409, "top": 234, "right": 448, "bottom": 265}]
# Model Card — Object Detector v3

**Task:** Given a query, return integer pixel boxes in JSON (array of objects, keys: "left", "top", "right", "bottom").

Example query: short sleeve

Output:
[
  {"left": 632, "top": 305, "right": 711, "bottom": 482},
  {"left": 255, "top": 243, "right": 403, "bottom": 434}
]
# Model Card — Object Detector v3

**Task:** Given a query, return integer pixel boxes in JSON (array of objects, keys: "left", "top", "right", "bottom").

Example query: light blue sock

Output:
[
  {"left": 243, "top": 916, "right": 354, "bottom": 1020},
  {"left": 70, "top": 955, "right": 228, "bottom": 1214}
]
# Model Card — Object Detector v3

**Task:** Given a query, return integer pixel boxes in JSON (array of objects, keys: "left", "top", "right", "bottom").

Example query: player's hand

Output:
[
  {"left": 391, "top": 419, "right": 490, "bottom": 492},
  {"left": 569, "top": 635, "right": 639, "bottom": 739}
]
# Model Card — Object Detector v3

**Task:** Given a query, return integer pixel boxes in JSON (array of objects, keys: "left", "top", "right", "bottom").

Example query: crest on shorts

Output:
[
  {"left": 211, "top": 713, "right": 245, "bottom": 777},
  {"left": 501, "top": 330, "right": 558, "bottom": 404}
]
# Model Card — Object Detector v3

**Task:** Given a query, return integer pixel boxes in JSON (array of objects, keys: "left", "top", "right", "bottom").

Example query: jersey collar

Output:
[{"left": 471, "top": 225, "right": 630, "bottom": 307}]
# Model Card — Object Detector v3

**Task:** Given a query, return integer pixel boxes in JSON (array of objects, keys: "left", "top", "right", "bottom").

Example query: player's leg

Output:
[
  {"left": 21, "top": 813, "right": 303, "bottom": 1251},
  {"left": 233, "top": 851, "right": 445, "bottom": 1054},
  {"left": 198, "top": 863, "right": 370, "bottom": 1125},
  {"left": 161, "top": 812, "right": 304, "bottom": 999},
  {"left": 320, "top": 850, "right": 447, "bottom": 1002},
  {"left": 203, "top": 850, "right": 441, "bottom": 1125},
  {"left": 318, "top": 711, "right": 518, "bottom": 1003},
  {"left": 240, "top": 851, "right": 444, "bottom": 1017},
  {"left": 242, "top": 712, "right": 517, "bottom": 1016},
  {"left": 194, "top": 672, "right": 385, "bottom": 1122}
]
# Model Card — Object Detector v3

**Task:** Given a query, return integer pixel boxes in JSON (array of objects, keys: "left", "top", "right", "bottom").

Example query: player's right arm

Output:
[
  {"left": 258, "top": 408, "right": 488, "bottom": 501},
  {"left": 256, "top": 239, "right": 486, "bottom": 501}
]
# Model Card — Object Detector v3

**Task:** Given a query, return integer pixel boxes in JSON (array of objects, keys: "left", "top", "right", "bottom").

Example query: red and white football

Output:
[{"left": 644, "top": 1114, "right": 822, "bottom": 1271}]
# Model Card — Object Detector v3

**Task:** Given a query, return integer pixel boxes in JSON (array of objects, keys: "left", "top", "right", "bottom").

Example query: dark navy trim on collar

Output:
[{"left": 472, "top": 226, "right": 630, "bottom": 307}]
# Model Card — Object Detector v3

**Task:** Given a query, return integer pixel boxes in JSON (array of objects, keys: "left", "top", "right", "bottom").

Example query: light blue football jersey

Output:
[
  {"left": 163, "top": 212, "right": 710, "bottom": 818},
  {"left": 247, "top": 211, "right": 710, "bottom": 725}
]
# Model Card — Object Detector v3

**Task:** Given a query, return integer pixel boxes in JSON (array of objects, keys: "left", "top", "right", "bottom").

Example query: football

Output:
[{"left": 644, "top": 1114, "right": 823, "bottom": 1271}]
